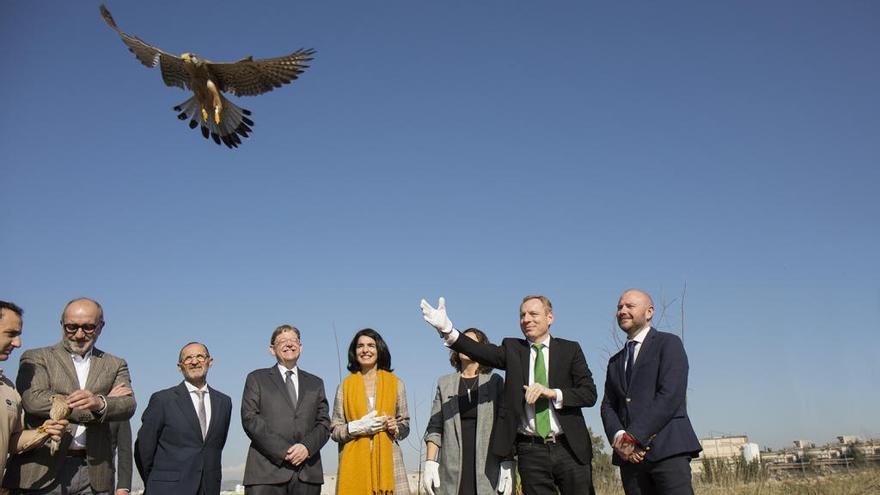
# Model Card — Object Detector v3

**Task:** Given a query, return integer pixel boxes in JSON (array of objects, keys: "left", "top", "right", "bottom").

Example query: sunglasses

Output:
[{"left": 63, "top": 323, "right": 100, "bottom": 335}]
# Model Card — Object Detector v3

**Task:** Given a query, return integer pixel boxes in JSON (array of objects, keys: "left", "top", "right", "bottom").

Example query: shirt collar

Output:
[
  {"left": 277, "top": 363, "right": 299, "bottom": 376},
  {"left": 528, "top": 334, "right": 552, "bottom": 347},
  {"left": 71, "top": 350, "right": 93, "bottom": 362},
  {"left": 184, "top": 381, "right": 209, "bottom": 393},
  {"left": 627, "top": 326, "right": 651, "bottom": 345}
]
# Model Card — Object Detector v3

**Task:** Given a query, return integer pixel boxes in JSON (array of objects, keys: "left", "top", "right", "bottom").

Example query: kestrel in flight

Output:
[{"left": 100, "top": 4, "right": 315, "bottom": 148}]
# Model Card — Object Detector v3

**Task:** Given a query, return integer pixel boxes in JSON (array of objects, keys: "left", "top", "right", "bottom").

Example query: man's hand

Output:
[
  {"left": 108, "top": 382, "right": 133, "bottom": 398},
  {"left": 423, "top": 460, "right": 440, "bottom": 495},
  {"left": 420, "top": 297, "right": 454, "bottom": 334},
  {"left": 522, "top": 383, "right": 556, "bottom": 405},
  {"left": 285, "top": 443, "right": 309, "bottom": 466},
  {"left": 497, "top": 460, "right": 514, "bottom": 495},
  {"left": 66, "top": 389, "right": 104, "bottom": 412},
  {"left": 39, "top": 419, "right": 69, "bottom": 442},
  {"left": 613, "top": 431, "right": 644, "bottom": 463}
]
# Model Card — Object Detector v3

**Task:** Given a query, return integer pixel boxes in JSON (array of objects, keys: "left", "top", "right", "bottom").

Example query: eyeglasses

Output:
[
  {"left": 273, "top": 339, "right": 301, "bottom": 349},
  {"left": 63, "top": 323, "right": 100, "bottom": 335},
  {"left": 181, "top": 354, "right": 209, "bottom": 364}
]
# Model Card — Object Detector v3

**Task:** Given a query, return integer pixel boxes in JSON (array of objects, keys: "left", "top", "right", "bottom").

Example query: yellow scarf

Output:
[{"left": 337, "top": 370, "right": 398, "bottom": 495}]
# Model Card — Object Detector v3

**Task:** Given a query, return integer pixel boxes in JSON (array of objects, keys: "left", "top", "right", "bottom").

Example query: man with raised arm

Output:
[{"left": 421, "top": 295, "right": 598, "bottom": 494}]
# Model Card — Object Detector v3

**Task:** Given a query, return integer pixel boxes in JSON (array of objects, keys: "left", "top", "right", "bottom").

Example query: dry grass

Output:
[{"left": 594, "top": 468, "right": 880, "bottom": 495}]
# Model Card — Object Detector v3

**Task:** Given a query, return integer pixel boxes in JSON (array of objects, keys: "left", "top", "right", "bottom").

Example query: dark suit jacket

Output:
[
  {"left": 110, "top": 421, "right": 132, "bottom": 491},
  {"left": 135, "top": 382, "right": 232, "bottom": 495},
  {"left": 600, "top": 328, "right": 702, "bottom": 465},
  {"left": 3, "top": 343, "right": 136, "bottom": 492},
  {"left": 241, "top": 366, "right": 330, "bottom": 486},
  {"left": 450, "top": 334, "right": 597, "bottom": 464}
]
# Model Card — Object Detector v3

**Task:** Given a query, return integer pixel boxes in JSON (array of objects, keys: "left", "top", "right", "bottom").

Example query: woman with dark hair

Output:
[
  {"left": 331, "top": 329, "right": 411, "bottom": 494},
  {"left": 423, "top": 328, "right": 513, "bottom": 495}
]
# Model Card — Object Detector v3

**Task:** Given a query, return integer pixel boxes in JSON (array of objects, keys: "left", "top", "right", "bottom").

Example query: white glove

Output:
[
  {"left": 423, "top": 460, "right": 440, "bottom": 495},
  {"left": 497, "top": 460, "right": 513, "bottom": 495},
  {"left": 420, "top": 297, "right": 454, "bottom": 334},
  {"left": 347, "top": 411, "right": 384, "bottom": 436}
]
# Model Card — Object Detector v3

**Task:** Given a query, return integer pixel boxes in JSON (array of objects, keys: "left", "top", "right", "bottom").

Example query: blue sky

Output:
[{"left": 2, "top": 0, "right": 878, "bottom": 483}]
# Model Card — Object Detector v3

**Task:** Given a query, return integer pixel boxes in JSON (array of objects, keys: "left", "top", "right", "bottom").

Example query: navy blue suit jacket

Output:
[
  {"left": 600, "top": 328, "right": 701, "bottom": 465},
  {"left": 135, "top": 382, "right": 232, "bottom": 495}
]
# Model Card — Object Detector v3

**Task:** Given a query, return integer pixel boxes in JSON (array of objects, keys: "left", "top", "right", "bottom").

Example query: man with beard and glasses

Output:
[
  {"left": 0, "top": 301, "right": 68, "bottom": 480},
  {"left": 3, "top": 298, "right": 136, "bottom": 495},
  {"left": 135, "top": 342, "right": 232, "bottom": 495}
]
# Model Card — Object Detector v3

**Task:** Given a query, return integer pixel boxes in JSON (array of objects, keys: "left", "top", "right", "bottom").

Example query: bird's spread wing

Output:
[
  {"left": 208, "top": 49, "right": 316, "bottom": 97},
  {"left": 99, "top": 5, "right": 190, "bottom": 90}
]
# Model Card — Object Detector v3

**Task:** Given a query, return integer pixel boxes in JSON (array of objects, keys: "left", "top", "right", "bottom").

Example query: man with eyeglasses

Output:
[
  {"left": 241, "top": 325, "right": 330, "bottom": 495},
  {"left": 134, "top": 342, "right": 232, "bottom": 495},
  {"left": 3, "top": 298, "right": 136, "bottom": 495}
]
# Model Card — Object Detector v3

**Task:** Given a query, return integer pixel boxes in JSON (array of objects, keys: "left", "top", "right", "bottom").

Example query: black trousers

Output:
[
  {"left": 516, "top": 435, "right": 594, "bottom": 495},
  {"left": 244, "top": 476, "right": 321, "bottom": 495},
  {"left": 619, "top": 454, "right": 694, "bottom": 495}
]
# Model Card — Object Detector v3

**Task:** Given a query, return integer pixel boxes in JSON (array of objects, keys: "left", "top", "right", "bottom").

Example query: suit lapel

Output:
[
  {"left": 174, "top": 382, "right": 204, "bottom": 443},
  {"left": 267, "top": 366, "right": 296, "bottom": 411},
  {"left": 51, "top": 343, "right": 80, "bottom": 389},
  {"left": 293, "top": 372, "right": 309, "bottom": 416},
  {"left": 519, "top": 340, "right": 530, "bottom": 387},
  {"left": 630, "top": 328, "right": 657, "bottom": 385},
  {"left": 84, "top": 348, "right": 105, "bottom": 391},
  {"left": 547, "top": 337, "right": 563, "bottom": 388},
  {"left": 206, "top": 385, "right": 223, "bottom": 440},
  {"left": 444, "top": 375, "right": 461, "bottom": 446}
]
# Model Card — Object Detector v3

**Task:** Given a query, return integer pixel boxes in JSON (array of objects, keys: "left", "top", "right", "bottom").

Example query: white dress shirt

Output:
[
  {"left": 184, "top": 381, "right": 211, "bottom": 431},
  {"left": 70, "top": 351, "right": 92, "bottom": 450},
  {"left": 277, "top": 364, "right": 299, "bottom": 399},
  {"left": 442, "top": 328, "right": 565, "bottom": 437}
]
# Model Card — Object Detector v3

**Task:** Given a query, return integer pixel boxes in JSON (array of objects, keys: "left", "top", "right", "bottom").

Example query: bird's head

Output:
[{"left": 181, "top": 53, "right": 202, "bottom": 66}]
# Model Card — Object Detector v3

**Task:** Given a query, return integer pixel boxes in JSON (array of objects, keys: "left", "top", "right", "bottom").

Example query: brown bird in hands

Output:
[{"left": 100, "top": 4, "right": 315, "bottom": 148}]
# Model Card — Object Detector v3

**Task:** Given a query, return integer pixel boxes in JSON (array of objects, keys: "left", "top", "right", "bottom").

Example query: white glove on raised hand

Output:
[
  {"left": 420, "top": 297, "right": 454, "bottom": 334},
  {"left": 497, "top": 460, "right": 514, "bottom": 495},
  {"left": 347, "top": 411, "right": 382, "bottom": 436},
  {"left": 423, "top": 460, "right": 440, "bottom": 495}
]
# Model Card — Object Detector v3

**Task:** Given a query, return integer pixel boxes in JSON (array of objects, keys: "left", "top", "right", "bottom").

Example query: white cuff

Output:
[
  {"left": 552, "top": 389, "right": 564, "bottom": 409},
  {"left": 442, "top": 328, "right": 460, "bottom": 347},
  {"left": 613, "top": 430, "right": 625, "bottom": 444}
]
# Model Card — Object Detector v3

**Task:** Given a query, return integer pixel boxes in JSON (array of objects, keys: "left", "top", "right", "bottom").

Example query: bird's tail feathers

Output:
[{"left": 173, "top": 96, "right": 254, "bottom": 149}]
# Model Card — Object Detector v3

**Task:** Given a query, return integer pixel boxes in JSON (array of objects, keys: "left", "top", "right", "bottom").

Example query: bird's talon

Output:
[{"left": 201, "top": 108, "right": 208, "bottom": 122}]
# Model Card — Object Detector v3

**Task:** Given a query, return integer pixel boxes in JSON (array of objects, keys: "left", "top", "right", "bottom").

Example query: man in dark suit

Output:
[
  {"left": 421, "top": 295, "right": 598, "bottom": 494},
  {"left": 135, "top": 342, "right": 232, "bottom": 495},
  {"left": 241, "top": 325, "right": 330, "bottom": 495},
  {"left": 4, "top": 297, "right": 136, "bottom": 495},
  {"left": 600, "top": 289, "right": 701, "bottom": 495}
]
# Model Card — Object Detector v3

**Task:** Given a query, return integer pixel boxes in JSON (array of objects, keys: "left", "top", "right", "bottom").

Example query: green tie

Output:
[{"left": 533, "top": 343, "right": 550, "bottom": 438}]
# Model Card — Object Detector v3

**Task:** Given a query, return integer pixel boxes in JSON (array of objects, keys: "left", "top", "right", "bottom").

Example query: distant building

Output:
[
  {"left": 838, "top": 435, "right": 860, "bottom": 445},
  {"left": 699, "top": 435, "right": 750, "bottom": 459}
]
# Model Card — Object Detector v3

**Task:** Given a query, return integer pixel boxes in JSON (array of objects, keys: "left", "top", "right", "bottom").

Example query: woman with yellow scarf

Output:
[{"left": 331, "top": 328, "right": 412, "bottom": 494}]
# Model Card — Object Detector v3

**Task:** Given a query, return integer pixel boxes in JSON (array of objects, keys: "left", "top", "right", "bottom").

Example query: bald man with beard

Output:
[{"left": 600, "top": 290, "right": 701, "bottom": 495}]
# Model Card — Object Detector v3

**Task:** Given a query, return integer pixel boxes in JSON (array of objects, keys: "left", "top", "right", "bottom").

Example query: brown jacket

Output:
[{"left": 2, "top": 342, "right": 136, "bottom": 492}]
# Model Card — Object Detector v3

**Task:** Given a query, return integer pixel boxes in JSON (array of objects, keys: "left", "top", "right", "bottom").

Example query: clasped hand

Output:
[
  {"left": 348, "top": 411, "right": 387, "bottom": 436},
  {"left": 39, "top": 419, "right": 69, "bottom": 442},
  {"left": 285, "top": 443, "right": 309, "bottom": 466},
  {"left": 613, "top": 433, "right": 646, "bottom": 463}
]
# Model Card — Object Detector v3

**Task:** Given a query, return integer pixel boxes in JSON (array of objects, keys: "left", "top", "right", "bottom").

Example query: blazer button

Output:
[{"left": 625, "top": 397, "right": 631, "bottom": 403}]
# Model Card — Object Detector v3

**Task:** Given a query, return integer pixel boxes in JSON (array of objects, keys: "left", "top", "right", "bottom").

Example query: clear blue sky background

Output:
[{"left": 2, "top": 0, "right": 878, "bottom": 484}]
